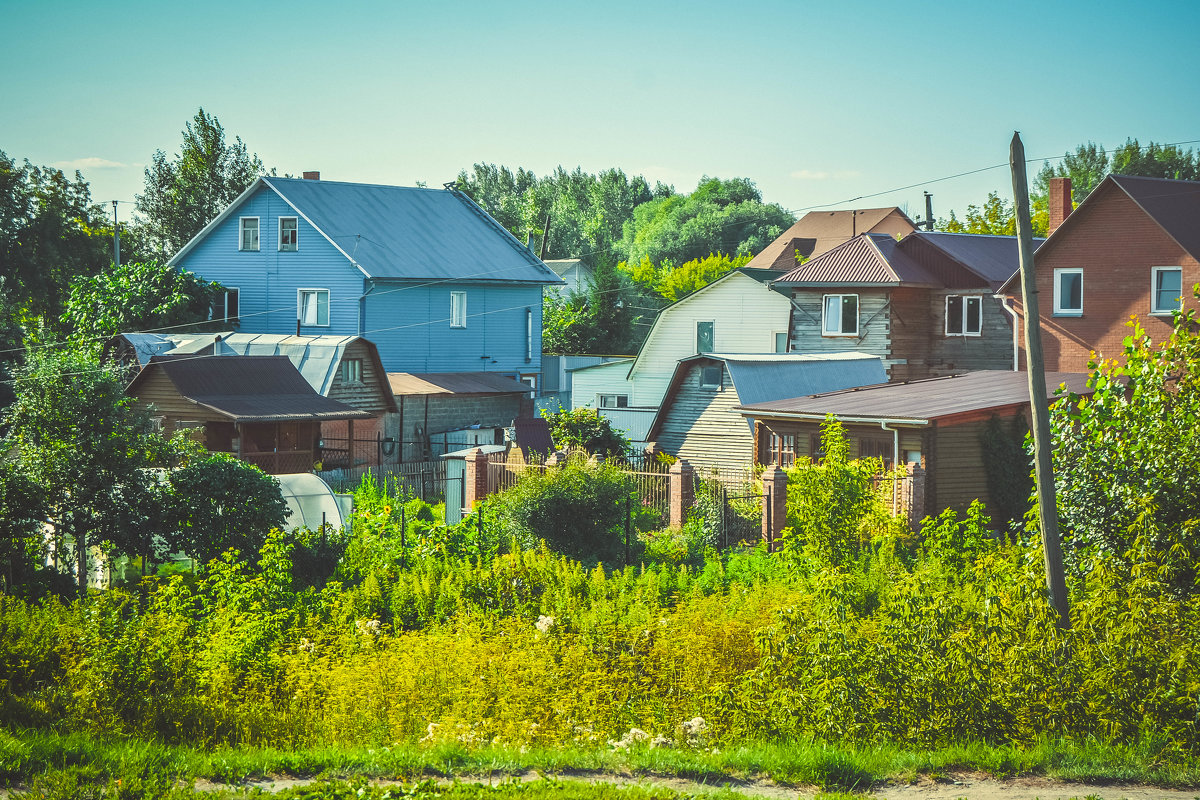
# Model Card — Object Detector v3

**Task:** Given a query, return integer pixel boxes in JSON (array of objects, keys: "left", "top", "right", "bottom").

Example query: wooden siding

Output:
[
  {"left": 327, "top": 339, "right": 390, "bottom": 413},
  {"left": 887, "top": 286, "right": 933, "bottom": 381},
  {"left": 788, "top": 288, "right": 896, "bottom": 372},
  {"left": 930, "top": 417, "right": 994, "bottom": 514},
  {"left": 655, "top": 362, "right": 756, "bottom": 479},
  {"left": 755, "top": 419, "right": 923, "bottom": 465},
  {"left": 630, "top": 273, "right": 791, "bottom": 407},
  {"left": 927, "top": 291, "right": 1014, "bottom": 374},
  {"left": 130, "top": 370, "right": 225, "bottom": 439}
]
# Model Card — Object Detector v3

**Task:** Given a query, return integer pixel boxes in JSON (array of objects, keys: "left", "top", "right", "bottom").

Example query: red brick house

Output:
[{"left": 1000, "top": 175, "right": 1200, "bottom": 371}]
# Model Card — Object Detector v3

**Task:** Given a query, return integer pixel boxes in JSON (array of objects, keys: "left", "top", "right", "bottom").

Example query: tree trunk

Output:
[{"left": 75, "top": 523, "right": 88, "bottom": 598}]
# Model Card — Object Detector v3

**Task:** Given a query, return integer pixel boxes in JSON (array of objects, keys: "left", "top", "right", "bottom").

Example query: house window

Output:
[
  {"left": 298, "top": 288, "right": 330, "bottom": 326},
  {"left": 211, "top": 288, "right": 239, "bottom": 323},
  {"left": 598, "top": 394, "right": 629, "bottom": 408},
  {"left": 774, "top": 331, "right": 789, "bottom": 353},
  {"left": 945, "top": 295, "right": 983, "bottom": 336},
  {"left": 1151, "top": 267, "right": 1183, "bottom": 315},
  {"left": 341, "top": 358, "right": 363, "bottom": 384},
  {"left": 239, "top": 217, "right": 259, "bottom": 251},
  {"left": 769, "top": 432, "right": 795, "bottom": 467},
  {"left": 859, "top": 437, "right": 893, "bottom": 468},
  {"left": 450, "top": 291, "right": 467, "bottom": 328},
  {"left": 279, "top": 217, "right": 298, "bottom": 251},
  {"left": 525, "top": 307, "right": 533, "bottom": 362},
  {"left": 810, "top": 433, "right": 826, "bottom": 463},
  {"left": 699, "top": 364, "right": 722, "bottom": 389},
  {"left": 696, "top": 321, "right": 715, "bottom": 354},
  {"left": 1053, "top": 268, "right": 1083, "bottom": 315},
  {"left": 822, "top": 294, "right": 858, "bottom": 336}
]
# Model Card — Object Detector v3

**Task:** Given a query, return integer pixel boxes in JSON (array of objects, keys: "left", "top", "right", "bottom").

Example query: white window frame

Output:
[
  {"left": 1151, "top": 266, "right": 1184, "bottom": 316},
  {"left": 1053, "top": 268, "right": 1083, "bottom": 316},
  {"left": 597, "top": 394, "right": 629, "bottom": 408},
  {"left": 696, "top": 320, "right": 715, "bottom": 354},
  {"left": 212, "top": 287, "right": 239, "bottom": 323},
  {"left": 297, "top": 288, "right": 330, "bottom": 327},
  {"left": 945, "top": 294, "right": 983, "bottom": 337},
  {"left": 822, "top": 293, "right": 859, "bottom": 336},
  {"left": 278, "top": 217, "right": 298, "bottom": 251},
  {"left": 239, "top": 217, "right": 260, "bottom": 251},
  {"left": 450, "top": 291, "right": 467, "bottom": 328}
]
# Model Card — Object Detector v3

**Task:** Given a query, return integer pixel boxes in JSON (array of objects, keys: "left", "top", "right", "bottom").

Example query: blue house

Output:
[{"left": 168, "top": 174, "right": 565, "bottom": 389}]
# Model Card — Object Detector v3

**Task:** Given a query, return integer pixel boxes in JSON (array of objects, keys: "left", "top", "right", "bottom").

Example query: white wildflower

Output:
[
  {"left": 420, "top": 722, "right": 439, "bottom": 743},
  {"left": 682, "top": 716, "right": 707, "bottom": 736},
  {"left": 650, "top": 735, "right": 673, "bottom": 748},
  {"left": 535, "top": 614, "right": 555, "bottom": 634},
  {"left": 355, "top": 618, "right": 381, "bottom": 637}
]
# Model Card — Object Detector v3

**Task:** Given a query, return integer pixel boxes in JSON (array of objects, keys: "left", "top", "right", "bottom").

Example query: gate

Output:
[{"left": 718, "top": 483, "right": 764, "bottom": 549}]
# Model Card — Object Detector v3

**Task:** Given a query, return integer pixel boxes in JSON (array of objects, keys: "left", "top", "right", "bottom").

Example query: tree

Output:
[
  {"left": 938, "top": 191, "right": 1017, "bottom": 235},
  {"left": 1, "top": 348, "right": 175, "bottom": 594},
  {"left": 542, "top": 406, "right": 630, "bottom": 459},
  {"left": 136, "top": 108, "right": 265, "bottom": 257},
  {"left": 0, "top": 150, "right": 110, "bottom": 325},
  {"left": 169, "top": 454, "right": 288, "bottom": 566},
  {"left": 631, "top": 252, "right": 753, "bottom": 303},
  {"left": 1048, "top": 295, "right": 1200, "bottom": 591},
  {"left": 620, "top": 177, "right": 793, "bottom": 266},
  {"left": 1110, "top": 138, "right": 1198, "bottom": 181},
  {"left": 0, "top": 461, "right": 44, "bottom": 591},
  {"left": 63, "top": 260, "right": 223, "bottom": 345}
]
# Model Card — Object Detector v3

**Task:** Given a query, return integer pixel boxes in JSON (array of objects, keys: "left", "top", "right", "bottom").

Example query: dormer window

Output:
[
  {"left": 279, "top": 217, "right": 298, "bottom": 251},
  {"left": 239, "top": 217, "right": 259, "bottom": 251}
]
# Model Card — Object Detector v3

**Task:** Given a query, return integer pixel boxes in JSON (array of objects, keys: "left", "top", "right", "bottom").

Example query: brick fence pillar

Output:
[
  {"left": 464, "top": 447, "right": 489, "bottom": 510},
  {"left": 761, "top": 465, "right": 788, "bottom": 552},
  {"left": 668, "top": 459, "right": 694, "bottom": 529}
]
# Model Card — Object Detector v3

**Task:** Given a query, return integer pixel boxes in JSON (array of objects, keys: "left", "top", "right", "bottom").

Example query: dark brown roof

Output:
[
  {"left": 1109, "top": 174, "right": 1200, "bottom": 260},
  {"left": 905, "top": 231, "right": 1042, "bottom": 291},
  {"left": 128, "top": 355, "right": 372, "bottom": 423},
  {"left": 772, "top": 233, "right": 941, "bottom": 287},
  {"left": 745, "top": 207, "right": 916, "bottom": 270},
  {"left": 387, "top": 371, "right": 533, "bottom": 396},
  {"left": 735, "top": 370, "right": 1093, "bottom": 423},
  {"left": 513, "top": 417, "right": 555, "bottom": 459}
]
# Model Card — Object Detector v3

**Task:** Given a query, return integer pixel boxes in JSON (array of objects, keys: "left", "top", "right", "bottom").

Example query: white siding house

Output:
[{"left": 627, "top": 269, "right": 793, "bottom": 407}]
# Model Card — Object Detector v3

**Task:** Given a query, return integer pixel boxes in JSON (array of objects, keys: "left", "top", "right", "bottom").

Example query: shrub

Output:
[{"left": 541, "top": 407, "right": 630, "bottom": 458}]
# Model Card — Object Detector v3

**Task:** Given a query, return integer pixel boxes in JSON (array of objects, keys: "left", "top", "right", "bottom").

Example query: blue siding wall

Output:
[
  {"left": 178, "top": 184, "right": 544, "bottom": 376},
  {"left": 364, "top": 282, "right": 543, "bottom": 374},
  {"left": 177, "top": 185, "right": 362, "bottom": 336}
]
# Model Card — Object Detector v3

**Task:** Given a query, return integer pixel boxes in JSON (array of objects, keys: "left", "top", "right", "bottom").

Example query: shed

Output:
[{"left": 646, "top": 352, "right": 887, "bottom": 479}]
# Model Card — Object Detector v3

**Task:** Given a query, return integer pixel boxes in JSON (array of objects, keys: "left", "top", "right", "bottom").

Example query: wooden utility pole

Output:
[{"left": 1010, "top": 131, "right": 1070, "bottom": 629}]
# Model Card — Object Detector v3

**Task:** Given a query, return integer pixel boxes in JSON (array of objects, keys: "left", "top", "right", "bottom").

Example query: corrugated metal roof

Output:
[
  {"left": 388, "top": 371, "right": 532, "bottom": 396},
  {"left": 745, "top": 207, "right": 916, "bottom": 269},
  {"left": 129, "top": 355, "right": 372, "bottom": 423},
  {"left": 908, "top": 231, "right": 1043, "bottom": 290},
  {"left": 264, "top": 177, "right": 565, "bottom": 284},
  {"left": 514, "top": 417, "right": 555, "bottom": 458},
  {"left": 736, "top": 370, "right": 1092, "bottom": 422},
  {"left": 772, "top": 234, "right": 941, "bottom": 287},
  {"left": 1110, "top": 174, "right": 1200, "bottom": 260}
]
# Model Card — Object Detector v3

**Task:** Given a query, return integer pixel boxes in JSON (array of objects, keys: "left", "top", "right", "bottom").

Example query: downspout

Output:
[
  {"left": 359, "top": 278, "right": 376, "bottom": 336},
  {"left": 880, "top": 421, "right": 901, "bottom": 515},
  {"left": 995, "top": 294, "right": 1019, "bottom": 371}
]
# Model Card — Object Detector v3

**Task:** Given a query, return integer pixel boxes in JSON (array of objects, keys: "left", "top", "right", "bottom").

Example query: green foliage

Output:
[
  {"left": 619, "top": 252, "right": 753, "bottom": 303},
  {"left": 493, "top": 454, "right": 634, "bottom": 564},
  {"left": 136, "top": 108, "right": 266, "bottom": 257},
  {"left": 937, "top": 191, "right": 1016, "bottom": 235},
  {"left": 620, "top": 177, "right": 793, "bottom": 267},
  {"left": 541, "top": 291, "right": 591, "bottom": 354},
  {"left": 781, "top": 418, "right": 883, "bottom": 567},
  {"left": 1049, "top": 301, "right": 1200, "bottom": 588},
  {"left": 542, "top": 258, "right": 641, "bottom": 355},
  {"left": 169, "top": 454, "right": 288, "bottom": 566},
  {"left": 542, "top": 406, "right": 630, "bottom": 457},
  {"left": 63, "top": 260, "right": 222, "bottom": 345},
  {"left": 0, "top": 460, "right": 45, "bottom": 590},
  {"left": 919, "top": 501, "right": 995, "bottom": 572},
  {"left": 1109, "top": 138, "right": 1198, "bottom": 181},
  {"left": 979, "top": 413, "right": 1033, "bottom": 529}
]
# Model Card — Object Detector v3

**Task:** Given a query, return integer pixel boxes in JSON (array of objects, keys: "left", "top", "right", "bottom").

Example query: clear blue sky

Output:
[{"left": 3, "top": 0, "right": 1198, "bottom": 235}]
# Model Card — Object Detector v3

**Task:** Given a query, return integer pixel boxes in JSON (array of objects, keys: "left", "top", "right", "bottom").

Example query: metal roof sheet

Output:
[
  {"left": 906, "top": 231, "right": 1043, "bottom": 290},
  {"left": 1109, "top": 174, "right": 1200, "bottom": 260},
  {"left": 745, "top": 207, "right": 916, "bottom": 269},
  {"left": 129, "top": 355, "right": 371, "bottom": 423},
  {"left": 736, "top": 370, "right": 1093, "bottom": 422},
  {"left": 387, "top": 371, "right": 532, "bottom": 396},
  {"left": 714, "top": 353, "right": 888, "bottom": 406},
  {"left": 263, "top": 177, "right": 565, "bottom": 284},
  {"left": 773, "top": 234, "right": 941, "bottom": 287}
]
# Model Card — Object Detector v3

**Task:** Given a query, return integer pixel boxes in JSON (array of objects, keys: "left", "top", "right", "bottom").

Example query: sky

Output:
[{"left": 3, "top": 0, "right": 1198, "bottom": 235}]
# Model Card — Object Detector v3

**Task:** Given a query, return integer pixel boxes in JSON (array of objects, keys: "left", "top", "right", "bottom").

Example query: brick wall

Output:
[{"left": 1012, "top": 184, "right": 1200, "bottom": 372}]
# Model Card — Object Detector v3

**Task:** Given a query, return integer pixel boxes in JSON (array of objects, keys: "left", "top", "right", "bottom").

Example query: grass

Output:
[{"left": 3, "top": 727, "right": 1199, "bottom": 794}]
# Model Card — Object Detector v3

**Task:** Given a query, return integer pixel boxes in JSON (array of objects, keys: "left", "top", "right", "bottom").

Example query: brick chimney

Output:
[
  {"left": 1048, "top": 176, "right": 1072, "bottom": 235},
  {"left": 302, "top": 171, "right": 320, "bottom": 181}
]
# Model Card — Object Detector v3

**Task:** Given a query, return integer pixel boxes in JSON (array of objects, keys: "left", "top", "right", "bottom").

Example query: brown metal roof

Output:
[
  {"left": 128, "top": 355, "right": 372, "bottom": 423},
  {"left": 514, "top": 417, "right": 555, "bottom": 459},
  {"left": 735, "top": 370, "right": 1093, "bottom": 423},
  {"left": 772, "top": 233, "right": 941, "bottom": 287},
  {"left": 903, "top": 231, "right": 1043, "bottom": 291},
  {"left": 387, "top": 371, "right": 532, "bottom": 396},
  {"left": 1109, "top": 174, "right": 1200, "bottom": 260},
  {"left": 745, "top": 207, "right": 916, "bottom": 270}
]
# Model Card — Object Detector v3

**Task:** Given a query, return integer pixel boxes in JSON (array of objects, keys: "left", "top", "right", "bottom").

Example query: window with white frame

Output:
[
  {"left": 769, "top": 432, "right": 795, "bottom": 467},
  {"left": 298, "top": 288, "right": 329, "bottom": 326},
  {"left": 1053, "top": 268, "right": 1083, "bottom": 315},
  {"left": 211, "top": 288, "right": 239, "bottom": 323},
  {"left": 1151, "top": 267, "right": 1183, "bottom": 315},
  {"left": 450, "top": 291, "right": 467, "bottom": 328},
  {"left": 945, "top": 295, "right": 983, "bottom": 336},
  {"left": 279, "top": 217, "right": 298, "bottom": 251},
  {"left": 598, "top": 394, "right": 629, "bottom": 408},
  {"left": 239, "top": 217, "right": 259, "bottom": 251},
  {"left": 341, "top": 358, "right": 363, "bottom": 384},
  {"left": 822, "top": 294, "right": 858, "bottom": 336}
]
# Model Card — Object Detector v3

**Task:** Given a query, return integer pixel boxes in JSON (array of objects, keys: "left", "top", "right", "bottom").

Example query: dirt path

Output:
[{"left": 190, "top": 769, "right": 1200, "bottom": 800}]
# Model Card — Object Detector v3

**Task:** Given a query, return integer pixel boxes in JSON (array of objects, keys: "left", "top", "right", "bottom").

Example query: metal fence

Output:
[{"left": 319, "top": 459, "right": 452, "bottom": 502}]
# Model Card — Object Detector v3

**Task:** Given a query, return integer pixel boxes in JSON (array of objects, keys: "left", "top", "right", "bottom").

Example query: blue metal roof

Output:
[
  {"left": 715, "top": 353, "right": 888, "bottom": 406},
  {"left": 264, "top": 177, "right": 564, "bottom": 284}
]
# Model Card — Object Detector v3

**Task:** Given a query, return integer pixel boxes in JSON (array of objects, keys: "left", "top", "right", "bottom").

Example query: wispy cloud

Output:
[
  {"left": 790, "top": 169, "right": 862, "bottom": 180},
  {"left": 51, "top": 157, "right": 132, "bottom": 171}
]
